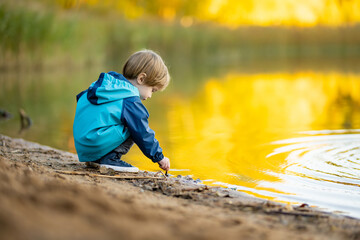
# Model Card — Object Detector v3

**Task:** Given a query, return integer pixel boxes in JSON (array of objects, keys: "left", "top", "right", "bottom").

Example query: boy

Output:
[{"left": 73, "top": 50, "right": 170, "bottom": 173}]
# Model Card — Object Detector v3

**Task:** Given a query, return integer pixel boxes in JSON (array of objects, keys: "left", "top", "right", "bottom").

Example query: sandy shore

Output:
[{"left": 0, "top": 134, "right": 359, "bottom": 240}]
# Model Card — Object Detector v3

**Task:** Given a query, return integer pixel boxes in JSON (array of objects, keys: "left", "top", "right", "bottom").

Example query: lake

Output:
[{"left": 1, "top": 62, "right": 359, "bottom": 218}]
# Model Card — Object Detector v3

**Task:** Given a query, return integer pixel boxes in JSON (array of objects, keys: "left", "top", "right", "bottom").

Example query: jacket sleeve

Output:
[{"left": 121, "top": 96, "right": 164, "bottom": 162}]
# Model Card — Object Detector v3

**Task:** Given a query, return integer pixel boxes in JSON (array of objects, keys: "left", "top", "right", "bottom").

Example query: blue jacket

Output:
[{"left": 73, "top": 71, "right": 164, "bottom": 163}]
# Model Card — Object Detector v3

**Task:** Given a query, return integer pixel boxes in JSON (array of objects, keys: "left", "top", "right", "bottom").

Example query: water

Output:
[
  {"left": 264, "top": 131, "right": 360, "bottom": 215},
  {"left": 225, "top": 130, "right": 360, "bottom": 218},
  {"left": 1, "top": 66, "right": 360, "bottom": 218}
]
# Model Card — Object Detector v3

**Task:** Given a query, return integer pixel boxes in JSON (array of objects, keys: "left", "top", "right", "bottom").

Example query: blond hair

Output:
[{"left": 122, "top": 50, "right": 170, "bottom": 90}]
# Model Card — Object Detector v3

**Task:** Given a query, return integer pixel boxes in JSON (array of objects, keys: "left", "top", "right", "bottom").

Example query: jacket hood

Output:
[{"left": 77, "top": 71, "right": 139, "bottom": 105}]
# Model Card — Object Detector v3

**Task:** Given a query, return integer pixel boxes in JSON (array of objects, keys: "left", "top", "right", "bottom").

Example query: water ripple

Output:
[{"left": 266, "top": 130, "right": 360, "bottom": 218}]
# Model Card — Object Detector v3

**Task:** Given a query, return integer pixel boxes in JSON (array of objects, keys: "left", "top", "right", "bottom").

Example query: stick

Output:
[
  {"left": 154, "top": 171, "right": 167, "bottom": 178},
  {"left": 265, "top": 210, "right": 329, "bottom": 218},
  {"left": 55, "top": 170, "right": 165, "bottom": 180}
]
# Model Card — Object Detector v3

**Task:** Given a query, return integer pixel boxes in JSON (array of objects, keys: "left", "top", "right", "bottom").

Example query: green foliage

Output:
[
  {"left": 0, "top": 4, "right": 53, "bottom": 55},
  {"left": 1, "top": 2, "right": 360, "bottom": 71},
  {"left": 0, "top": 3, "right": 77, "bottom": 67}
]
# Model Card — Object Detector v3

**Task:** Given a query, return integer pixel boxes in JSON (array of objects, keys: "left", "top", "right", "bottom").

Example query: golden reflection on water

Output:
[
  {"left": 1, "top": 69, "right": 359, "bottom": 215},
  {"left": 130, "top": 71, "right": 360, "bottom": 199}
]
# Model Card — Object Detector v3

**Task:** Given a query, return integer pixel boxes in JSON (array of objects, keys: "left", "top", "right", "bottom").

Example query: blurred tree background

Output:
[{"left": 1, "top": 0, "right": 359, "bottom": 74}]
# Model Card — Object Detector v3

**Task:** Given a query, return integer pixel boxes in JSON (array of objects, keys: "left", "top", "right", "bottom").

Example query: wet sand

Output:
[{"left": 0, "top": 134, "right": 359, "bottom": 240}]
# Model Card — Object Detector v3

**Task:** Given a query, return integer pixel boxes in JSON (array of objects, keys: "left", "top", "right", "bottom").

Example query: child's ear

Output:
[{"left": 137, "top": 73, "right": 147, "bottom": 85}]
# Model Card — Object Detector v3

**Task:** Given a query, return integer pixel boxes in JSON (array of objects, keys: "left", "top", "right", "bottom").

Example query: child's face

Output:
[
  {"left": 137, "top": 84, "right": 159, "bottom": 101},
  {"left": 132, "top": 73, "right": 159, "bottom": 101}
]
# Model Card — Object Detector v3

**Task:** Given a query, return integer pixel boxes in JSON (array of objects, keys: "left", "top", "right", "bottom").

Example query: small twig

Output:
[
  {"left": 265, "top": 210, "right": 329, "bottom": 218},
  {"left": 11, "top": 149, "right": 22, "bottom": 154},
  {"left": 55, "top": 170, "right": 164, "bottom": 180},
  {"left": 155, "top": 171, "right": 167, "bottom": 178}
]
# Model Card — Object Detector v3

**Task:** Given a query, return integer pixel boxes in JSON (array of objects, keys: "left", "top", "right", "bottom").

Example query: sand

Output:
[{"left": 0, "top": 134, "right": 359, "bottom": 240}]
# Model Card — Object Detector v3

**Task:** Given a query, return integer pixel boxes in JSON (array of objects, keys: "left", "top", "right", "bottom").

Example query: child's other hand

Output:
[{"left": 158, "top": 157, "right": 170, "bottom": 171}]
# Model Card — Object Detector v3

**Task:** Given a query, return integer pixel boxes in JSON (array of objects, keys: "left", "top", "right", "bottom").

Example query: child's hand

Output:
[{"left": 158, "top": 157, "right": 170, "bottom": 171}]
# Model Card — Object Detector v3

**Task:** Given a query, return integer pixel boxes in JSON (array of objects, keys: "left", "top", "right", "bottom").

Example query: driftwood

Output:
[
  {"left": 0, "top": 109, "right": 12, "bottom": 120},
  {"left": 55, "top": 170, "right": 165, "bottom": 180},
  {"left": 19, "top": 108, "right": 32, "bottom": 133}
]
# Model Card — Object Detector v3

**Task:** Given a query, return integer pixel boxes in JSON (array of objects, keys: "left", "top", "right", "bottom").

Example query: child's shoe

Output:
[{"left": 94, "top": 152, "right": 139, "bottom": 173}]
